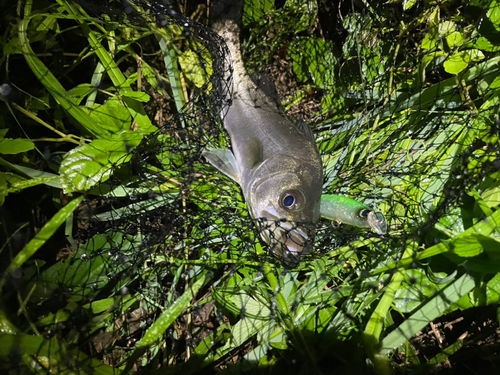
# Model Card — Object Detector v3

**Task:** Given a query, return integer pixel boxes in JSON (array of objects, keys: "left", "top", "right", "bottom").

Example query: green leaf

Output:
[
  {"left": 3, "top": 36, "right": 22, "bottom": 55},
  {"left": 135, "top": 273, "right": 206, "bottom": 348},
  {"left": 473, "top": 37, "right": 500, "bottom": 52},
  {"left": 1, "top": 173, "right": 59, "bottom": 196},
  {"left": 373, "top": 209, "right": 500, "bottom": 275},
  {"left": 403, "top": 0, "right": 417, "bottom": 11},
  {"left": 0, "top": 332, "right": 119, "bottom": 374},
  {"left": 67, "top": 83, "right": 96, "bottom": 105},
  {"left": 1, "top": 195, "right": 84, "bottom": 287},
  {"left": 59, "top": 133, "right": 143, "bottom": 192},
  {"left": 444, "top": 50, "right": 484, "bottom": 75},
  {"left": 0, "top": 172, "right": 25, "bottom": 204},
  {"left": 28, "top": 232, "right": 139, "bottom": 303},
  {"left": 488, "top": 0, "right": 500, "bottom": 31},
  {"left": 178, "top": 48, "right": 213, "bottom": 89},
  {"left": 18, "top": 18, "right": 105, "bottom": 138},
  {"left": 82, "top": 97, "right": 133, "bottom": 136},
  {"left": 452, "top": 234, "right": 484, "bottom": 257},
  {"left": 393, "top": 269, "right": 446, "bottom": 313},
  {"left": 421, "top": 29, "right": 438, "bottom": 50},
  {"left": 482, "top": 182, "right": 500, "bottom": 209},
  {"left": 243, "top": 0, "right": 274, "bottom": 25},
  {"left": 229, "top": 291, "right": 271, "bottom": 319},
  {"left": 0, "top": 161, "right": 62, "bottom": 189},
  {"left": 446, "top": 31, "right": 465, "bottom": 48},
  {"left": 288, "top": 37, "right": 336, "bottom": 89},
  {"left": 427, "top": 339, "right": 464, "bottom": 366},
  {"left": 121, "top": 91, "right": 151, "bottom": 102},
  {"left": 379, "top": 274, "right": 475, "bottom": 354},
  {"left": 452, "top": 233, "right": 500, "bottom": 258},
  {"left": 0, "top": 137, "right": 35, "bottom": 154},
  {"left": 486, "top": 273, "right": 500, "bottom": 304}
]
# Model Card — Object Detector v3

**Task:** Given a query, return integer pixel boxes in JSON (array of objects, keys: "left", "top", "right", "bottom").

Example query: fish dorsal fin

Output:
[
  {"left": 202, "top": 148, "right": 240, "bottom": 182},
  {"left": 244, "top": 138, "right": 264, "bottom": 170},
  {"left": 296, "top": 118, "right": 316, "bottom": 143}
]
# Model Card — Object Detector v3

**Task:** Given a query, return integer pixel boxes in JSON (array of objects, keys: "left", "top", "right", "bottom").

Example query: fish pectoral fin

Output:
[
  {"left": 296, "top": 118, "right": 316, "bottom": 143},
  {"left": 244, "top": 138, "right": 264, "bottom": 169},
  {"left": 202, "top": 148, "right": 240, "bottom": 182}
]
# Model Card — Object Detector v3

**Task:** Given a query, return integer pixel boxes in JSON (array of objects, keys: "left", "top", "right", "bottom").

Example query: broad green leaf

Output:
[
  {"left": 473, "top": 37, "right": 500, "bottom": 52},
  {"left": 446, "top": 31, "right": 465, "bottom": 48},
  {"left": 28, "top": 232, "right": 141, "bottom": 303},
  {"left": 229, "top": 291, "right": 271, "bottom": 319},
  {"left": 373, "top": 209, "right": 500, "bottom": 274},
  {"left": 486, "top": 273, "right": 500, "bottom": 304},
  {"left": 3, "top": 36, "right": 22, "bottom": 55},
  {"left": 82, "top": 97, "right": 133, "bottom": 136},
  {"left": 0, "top": 137, "right": 35, "bottom": 154},
  {"left": 488, "top": 0, "right": 500, "bottom": 31},
  {"left": 243, "top": 0, "right": 274, "bottom": 25},
  {"left": 444, "top": 49, "right": 484, "bottom": 75},
  {"left": 179, "top": 48, "right": 213, "bottom": 89},
  {"left": 379, "top": 274, "right": 475, "bottom": 354},
  {"left": 438, "top": 21, "right": 457, "bottom": 36},
  {"left": 452, "top": 234, "right": 484, "bottom": 257},
  {"left": 482, "top": 182, "right": 500, "bottom": 208},
  {"left": 67, "top": 83, "right": 96, "bottom": 105},
  {"left": 288, "top": 37, "right": 336, "bottom": 89},
  {"left": 452, "top": 233, "right": 500, "bottom": 258},
  {"left": 393, "top": 269, "right": 446, "bottom": 313},
  {"left": 59, "top": 132, "right": 143, "bottom": 192}
]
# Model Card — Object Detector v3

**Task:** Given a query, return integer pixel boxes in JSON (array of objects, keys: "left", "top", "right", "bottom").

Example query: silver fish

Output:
[{"left": 203, "top": 3, "right": 323, "bottom": 263}]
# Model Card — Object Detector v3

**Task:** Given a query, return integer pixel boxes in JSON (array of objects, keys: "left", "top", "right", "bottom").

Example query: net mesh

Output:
[{"left": 1, "top": 0, "right": 499, "bottom": 373}]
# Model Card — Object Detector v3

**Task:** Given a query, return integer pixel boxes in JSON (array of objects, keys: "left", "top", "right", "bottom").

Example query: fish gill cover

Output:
[{"left": 0, "top": 0, "right": 499, "bottom": 373}]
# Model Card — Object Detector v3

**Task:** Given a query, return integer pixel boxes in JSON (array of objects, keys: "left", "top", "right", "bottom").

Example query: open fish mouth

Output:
[{"left": 258, "top": 217, "right": 315, "bottom": 265}]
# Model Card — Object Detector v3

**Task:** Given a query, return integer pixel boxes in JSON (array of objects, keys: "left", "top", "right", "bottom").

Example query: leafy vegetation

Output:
[{"left": 0, "top": 0, "right": 499, "bottom": 374}]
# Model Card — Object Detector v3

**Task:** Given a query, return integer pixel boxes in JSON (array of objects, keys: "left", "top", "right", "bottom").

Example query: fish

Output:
[
  {"left": 203, "top": 2, "right": 323, "bottom": 264},
  {"left": 320, "top": 195, "right": 387, "bottom": 235}
]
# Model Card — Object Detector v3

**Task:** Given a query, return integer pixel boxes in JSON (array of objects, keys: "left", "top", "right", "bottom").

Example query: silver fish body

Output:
[{"left": 204, "top": 8, "right": 323, "bottom": 263}]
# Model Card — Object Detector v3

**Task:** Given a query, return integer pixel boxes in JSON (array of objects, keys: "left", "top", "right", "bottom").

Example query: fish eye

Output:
[
  {"left": 283, "top": 194, "right": 295, "bottom": 208},
  {"left": 279, "top": 190, "right": 305, "bottom": 210}
]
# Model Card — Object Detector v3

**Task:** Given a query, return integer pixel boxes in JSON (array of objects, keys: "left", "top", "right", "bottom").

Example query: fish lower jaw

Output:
[{"left": 259, "top": 227, "right": 313, "bottom": 264}]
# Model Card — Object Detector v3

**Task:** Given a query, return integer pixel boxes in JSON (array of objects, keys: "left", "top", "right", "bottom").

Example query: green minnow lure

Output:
[{"left": 320, "top": 195, "right": 387, "bottom": 235}]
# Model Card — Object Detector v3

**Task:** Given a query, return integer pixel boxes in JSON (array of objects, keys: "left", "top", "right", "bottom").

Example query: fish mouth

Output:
[{"left": 259, "top": 209, "right": 315, "bottom": 265}]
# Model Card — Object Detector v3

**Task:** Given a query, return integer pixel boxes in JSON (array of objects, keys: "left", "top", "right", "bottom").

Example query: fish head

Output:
[{"left": 248, "top": 168, "right": 322, "bottom": 264}]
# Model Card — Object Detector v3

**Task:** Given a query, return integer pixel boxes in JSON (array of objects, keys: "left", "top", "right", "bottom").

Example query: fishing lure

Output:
[{"left": 320, "top": 195, "right": 387, "bottom": 234}]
